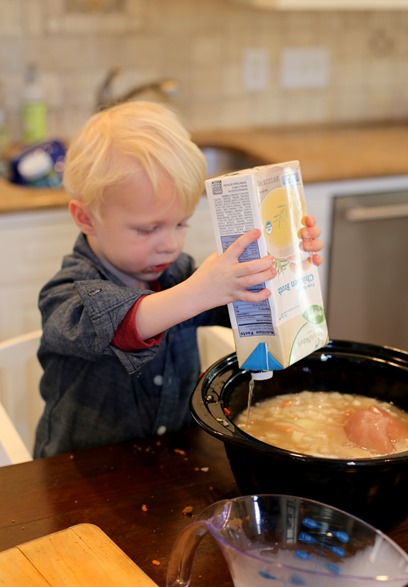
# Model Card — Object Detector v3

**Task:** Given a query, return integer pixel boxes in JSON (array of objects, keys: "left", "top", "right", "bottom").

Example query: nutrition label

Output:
[
  {"left": 221, "top": 235, "right": 274, "bottom": 337},
  {"left": 232, "top": 297, "right": 275, "bottom": 337}
]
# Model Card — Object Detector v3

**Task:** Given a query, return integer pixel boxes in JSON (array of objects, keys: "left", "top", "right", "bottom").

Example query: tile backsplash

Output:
[{"left": 0, "top": 0, "right": 407, "bottom": 142}]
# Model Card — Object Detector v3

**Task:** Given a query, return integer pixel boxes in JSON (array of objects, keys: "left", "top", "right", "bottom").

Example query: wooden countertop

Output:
[
  {"left": 192, "top": 121, "right": 408, "bottom": 183},
  {"left": 0, "top": 178, "right": 69, "bottom": 215},
  {"left": 2, "top": 122, "right": 408, "bottom": 215},
  {"left": 0, "top": 427, "right": 407, "bottom": 587}
]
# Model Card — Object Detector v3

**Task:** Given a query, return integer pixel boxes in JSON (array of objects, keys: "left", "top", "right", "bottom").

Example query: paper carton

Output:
[{"left": 205, "top": 160, "right": 329, "bottom": 372}]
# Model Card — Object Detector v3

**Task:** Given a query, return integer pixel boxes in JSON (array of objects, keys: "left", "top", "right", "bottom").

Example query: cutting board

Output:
[{"left": 0, "top": 523, "right": 159, "bottom": 586}]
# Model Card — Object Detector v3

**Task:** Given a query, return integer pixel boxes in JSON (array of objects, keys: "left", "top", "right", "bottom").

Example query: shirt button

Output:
[
  {"left": 156, "top": 425, "right": 167, "bottom": 436},
  {"left": 153, "top": 375, "right": 163, "bottom": 386}
]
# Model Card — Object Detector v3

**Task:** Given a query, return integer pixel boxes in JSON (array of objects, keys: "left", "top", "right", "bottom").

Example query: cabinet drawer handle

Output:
[{"left": 345, "top": 202, "right": 408, "bottom": 222}]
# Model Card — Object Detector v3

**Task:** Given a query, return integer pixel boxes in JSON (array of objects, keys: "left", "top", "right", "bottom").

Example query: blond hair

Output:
[{"left": 63, "top": 101, "right": 207, "bottom": 217}]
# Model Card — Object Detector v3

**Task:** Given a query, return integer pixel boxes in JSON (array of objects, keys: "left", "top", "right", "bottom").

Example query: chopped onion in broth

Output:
[{"left": 236, "top": 391, "right": 408, "bottom": 459}]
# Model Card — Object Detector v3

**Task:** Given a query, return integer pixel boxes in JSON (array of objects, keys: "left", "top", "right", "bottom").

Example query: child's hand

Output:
[
  {"left": 192, "top": 228, "right": 276, "bottom": 308},
  {"left": 135, "top": 229, "right": 274, "bottom": 340},
  {"left": 135, "top": 221, "right": 324, "bottom": 340},
  {"left": 299, "top": 215, "right": 324, "bottom": 267}
]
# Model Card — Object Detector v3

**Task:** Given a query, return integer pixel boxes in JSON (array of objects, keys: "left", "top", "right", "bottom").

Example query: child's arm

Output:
[{"left": 135, "top": 215, "right": 323, "bottom": 342}]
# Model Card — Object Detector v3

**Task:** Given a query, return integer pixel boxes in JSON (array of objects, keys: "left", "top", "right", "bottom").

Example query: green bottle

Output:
[{"left": 22, "top": 63, "right": 47, "bottom": 145}]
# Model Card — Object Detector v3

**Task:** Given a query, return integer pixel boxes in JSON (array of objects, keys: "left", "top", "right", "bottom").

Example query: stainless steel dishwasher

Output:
[{"left": 327, "top": 189, "right": 408, "bottom": 351}]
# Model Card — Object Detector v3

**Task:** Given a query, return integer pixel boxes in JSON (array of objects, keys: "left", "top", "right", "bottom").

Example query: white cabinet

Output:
[
  {"left": 184, "top": 195, "right": 216, "bottom": 266},
  {"left": 231, "top": 0, "right": 408, "bottom": 9},
  {"left": 0, "top": 208, "right": 79, "bottom": 341}
]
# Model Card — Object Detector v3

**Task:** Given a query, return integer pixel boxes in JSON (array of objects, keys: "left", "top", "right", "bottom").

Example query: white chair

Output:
[
  {"left": 0, "top": 330, "right": 43, "bottom": 462},
  {"left": 197, "top": 326, "right": 235, "bottom": 372},
  {"left": 0, "top": 403, "right": 32, "bottom": 464}
]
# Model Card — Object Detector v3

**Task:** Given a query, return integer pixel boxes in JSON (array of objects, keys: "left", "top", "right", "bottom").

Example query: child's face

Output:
[{"left": 86, "top": 170, "right": 192, "bottom": 284}]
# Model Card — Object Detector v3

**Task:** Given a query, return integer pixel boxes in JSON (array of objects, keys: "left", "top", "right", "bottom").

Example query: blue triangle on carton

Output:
[{"left": 240, "top": 342, "right": 284, "bottom": 371}]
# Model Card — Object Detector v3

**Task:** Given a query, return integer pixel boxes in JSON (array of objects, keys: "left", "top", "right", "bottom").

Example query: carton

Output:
[{"left": 205, "top": 160, "right": 329, "bottom": 373}]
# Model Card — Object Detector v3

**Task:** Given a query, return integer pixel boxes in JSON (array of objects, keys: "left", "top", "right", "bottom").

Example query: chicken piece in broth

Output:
[{"left": 344, "top": 405, "right": 408, "bottom": 454}]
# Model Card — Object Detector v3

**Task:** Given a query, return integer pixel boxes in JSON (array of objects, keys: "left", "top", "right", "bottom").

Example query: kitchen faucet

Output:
[{"left": 95, "top": 66, "right": 178, "bottom": 111}]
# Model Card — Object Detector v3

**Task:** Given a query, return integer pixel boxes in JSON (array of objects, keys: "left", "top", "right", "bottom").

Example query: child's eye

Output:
[{"left": 136, "top": 226, "right": 157, "bottom": 235}]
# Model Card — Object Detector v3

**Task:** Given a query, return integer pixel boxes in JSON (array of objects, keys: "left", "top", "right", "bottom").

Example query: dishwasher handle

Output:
[{"left": 345, "top": 202, "right": 408, "bottom": 222}]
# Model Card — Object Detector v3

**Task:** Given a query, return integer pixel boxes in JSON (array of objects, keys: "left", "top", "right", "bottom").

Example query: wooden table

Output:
[{"left": 0, "top": 427, "right": 407, "bottom": 587}]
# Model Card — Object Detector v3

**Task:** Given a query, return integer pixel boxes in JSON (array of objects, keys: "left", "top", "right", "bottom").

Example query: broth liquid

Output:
[{"left": 246, "top": 379, "right": 255, "bottom": 426}]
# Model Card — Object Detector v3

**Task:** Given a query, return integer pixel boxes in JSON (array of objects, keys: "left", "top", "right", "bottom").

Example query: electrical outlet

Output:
[
  {"left": 243, "top": 49, "right": 269, "bottom": 92},
  {"left": 280, "top": 46, "right": 330, "bottom": 89}
]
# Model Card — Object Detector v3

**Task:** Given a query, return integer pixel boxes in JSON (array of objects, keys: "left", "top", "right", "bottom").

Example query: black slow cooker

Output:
[{"left": 191, "top": 340, "right": 408, "bottom": 529}]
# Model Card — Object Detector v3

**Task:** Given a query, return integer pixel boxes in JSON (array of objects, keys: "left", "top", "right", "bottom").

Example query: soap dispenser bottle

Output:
[{"left": 22, "top": 62, "right": 47, "bottom": 144}]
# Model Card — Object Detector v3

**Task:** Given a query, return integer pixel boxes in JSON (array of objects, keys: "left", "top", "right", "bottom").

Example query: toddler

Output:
[{"left": 34, "top": 101, "right": 323, "bottom": 457}]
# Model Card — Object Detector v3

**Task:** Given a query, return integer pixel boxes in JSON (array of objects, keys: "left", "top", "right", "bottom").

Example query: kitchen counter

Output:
[
  {"left": 193, "top": 121, "right": 408, "bottom": 183},
  {"left": 0, "top": 427, "right": 407, "bottom": 587},
  {"left": 0, "top": 177, "right": 69, "bottom": 214},
  {"left": 2, "top": 122, "right": 408, "bottom": 214}
]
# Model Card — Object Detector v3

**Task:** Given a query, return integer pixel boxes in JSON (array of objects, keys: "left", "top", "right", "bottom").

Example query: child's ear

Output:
[{"left": 69, "top": 199, "right": 96, "bottom": 235}]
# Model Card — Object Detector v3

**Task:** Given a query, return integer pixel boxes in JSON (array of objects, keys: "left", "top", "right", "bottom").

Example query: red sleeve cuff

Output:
[{"left": 112, "top": 296, "right": 163, "bottom": 351}]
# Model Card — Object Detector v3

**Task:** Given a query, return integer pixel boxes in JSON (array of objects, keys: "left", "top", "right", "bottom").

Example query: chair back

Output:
[{"left": 0, "top": 330, "right": 43, "bottom": 457}]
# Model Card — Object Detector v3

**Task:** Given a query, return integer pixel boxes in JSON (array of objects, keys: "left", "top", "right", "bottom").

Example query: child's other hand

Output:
[
  {"left": 299, "top": 215, "right": 324, "bottom": 267},
  {"left": 193, "top": 228, "right": 276, "bottom": 307}
]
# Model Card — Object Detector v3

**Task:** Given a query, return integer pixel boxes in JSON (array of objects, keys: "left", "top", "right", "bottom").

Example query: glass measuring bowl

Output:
[{"left": 166, "top": 494, "right": 408, "bottom": 587}]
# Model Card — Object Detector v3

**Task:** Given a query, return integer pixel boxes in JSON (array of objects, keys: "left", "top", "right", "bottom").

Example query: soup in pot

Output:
[{"left": 235, "top": 391, "right": 408, "bottom": 459}]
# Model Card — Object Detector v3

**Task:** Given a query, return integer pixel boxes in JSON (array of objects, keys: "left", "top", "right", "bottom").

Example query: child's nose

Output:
[{"left": 157, "top": 228, "right": 181, "bottom": 254}]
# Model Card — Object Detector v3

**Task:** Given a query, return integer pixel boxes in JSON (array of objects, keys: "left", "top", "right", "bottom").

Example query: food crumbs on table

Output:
[
  {"left": 141, "top": 504, "right": 148, "bottom": 512},
  {"left": 182, "top": 506, "right": 193, "bottom": 516},
  {"left": 152, "top": 559, "right": 161, "bottom": 566},
  {"left": 174, "top": 448, "right": 186, "bottom": 456}
]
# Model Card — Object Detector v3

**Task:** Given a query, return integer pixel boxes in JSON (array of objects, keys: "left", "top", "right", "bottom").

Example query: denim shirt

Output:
[{"left": 34, "top": 234, "right": 228, "bottom": 458}]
